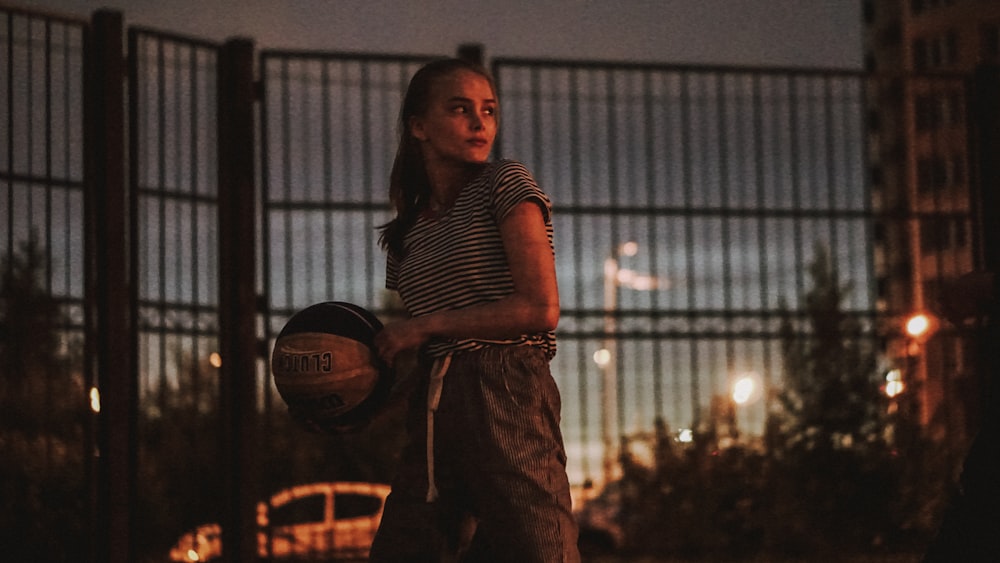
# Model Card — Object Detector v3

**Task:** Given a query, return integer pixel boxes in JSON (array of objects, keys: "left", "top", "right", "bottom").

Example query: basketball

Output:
[{"left": 270, "top": 301, "right": 392, "bottom": 433}]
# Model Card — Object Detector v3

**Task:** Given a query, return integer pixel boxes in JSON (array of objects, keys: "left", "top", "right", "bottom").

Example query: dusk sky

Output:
[{"left": 29, "top": 0, "right": 863, "bottom": 69}]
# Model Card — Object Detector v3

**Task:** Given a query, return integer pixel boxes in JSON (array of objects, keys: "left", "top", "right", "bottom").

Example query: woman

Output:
[{"left": 370, "top": 58, "right": 580, "bottom": 563}]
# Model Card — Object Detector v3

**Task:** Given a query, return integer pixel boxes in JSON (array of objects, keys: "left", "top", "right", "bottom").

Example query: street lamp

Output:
[
  {"left": 730, "top": 371, "right": 762, "bottom": 437},
  {"left": 597, "top": 241, "right": 663, "bottom": 486},
  {"left": 732, "top": 375, "right": 757, "bottom": 406},
  {"left": 898, "top": 311, "right": 937, "bottom": 423},
  {"left": 904, "top": 312, "right": 937, "bottom": 347}
]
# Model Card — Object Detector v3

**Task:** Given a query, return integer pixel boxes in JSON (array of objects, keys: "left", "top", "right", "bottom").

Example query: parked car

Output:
[
  {"left": 169, "top": 523, "right": 222, "bottom": 562},
  {"left": 169, "top": 481, "right": 391, "bottom": 562}
]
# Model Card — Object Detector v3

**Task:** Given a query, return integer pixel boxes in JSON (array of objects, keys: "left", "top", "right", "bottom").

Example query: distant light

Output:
[
  {"left": 905, "top": 313, "right": 932, "bottom": 339},
  {"left": 186, "top": 549, "right": 200, "bottom": 561},
  {"left": 89, "top": 387, "right": 101, "bottom": 413},
  {"left": 593, "top": 348, "right": 611, "bottom": 367},
  {"left": 885, "top": 369, "right": 905, "bottom": 398},
  {"left": 616, "top": 269, "right": 661, "bottom": 290},
  {"left": 732, "top": 377, "right": 755, "bottom": 405},
  {"left": 621, "top": 241, "right": 638, "bottom": 257},
  {"left": 731, "top": 372, "right": 761, "bottom": 405},
  {"left": 209, "top": 352, "right": 222, "bottom": 368},
  {"left": 678, "top": 428, "right": 694, "bottom": 443}
]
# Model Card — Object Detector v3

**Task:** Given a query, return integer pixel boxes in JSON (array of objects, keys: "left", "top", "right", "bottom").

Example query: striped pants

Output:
[{"left": 369, "top": 345, "right": 580, "bottom": 563}]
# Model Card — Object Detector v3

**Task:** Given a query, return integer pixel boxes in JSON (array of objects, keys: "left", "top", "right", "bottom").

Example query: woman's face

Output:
[{"left": 410, "top": 69, "right": 497, "bottom": 167}]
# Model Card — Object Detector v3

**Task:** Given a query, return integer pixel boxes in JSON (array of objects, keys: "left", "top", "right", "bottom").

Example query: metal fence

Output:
[
  {"left": 129, "top": 26, "right": 221, "bottom": 414},
  {"left": 493, "top": 62, "right": 879, "bottom": 485},
  {"left": 1, "top": 4, "right": 994, "bottom": 563},
  {"left": 0, "top": 9, "right": 87, "bottom": 349},
  {"left": 126, "top": 24, "right": 230, "bottom": 558},
  {"left": 0, "top": 6, "right": 90, "bottom": 562}
]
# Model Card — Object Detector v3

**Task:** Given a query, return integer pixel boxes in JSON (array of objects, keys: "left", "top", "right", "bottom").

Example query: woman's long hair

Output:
[{"left": 377, "top": 58, "right": 496, "bottom": 258}]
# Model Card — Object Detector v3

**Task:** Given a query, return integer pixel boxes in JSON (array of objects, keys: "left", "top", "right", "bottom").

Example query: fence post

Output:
[
  {"left": 457, "top": 43, "right": 484, "bottom": 65},
  {"left": 84, "top": 9, "right": 134, "bottom": 563},
  {"left": 217, "top": 37, "right": 259, "bottom": 563}
]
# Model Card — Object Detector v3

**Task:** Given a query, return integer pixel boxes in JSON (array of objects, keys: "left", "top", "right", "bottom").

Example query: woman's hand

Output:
[{"left": 375, "top": 317, "right": 429, "bottom": 367}]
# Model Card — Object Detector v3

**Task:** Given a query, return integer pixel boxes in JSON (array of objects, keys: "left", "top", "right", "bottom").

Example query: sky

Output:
[{"left": 28, "top": 0, "right": 863, "bottom": 69}]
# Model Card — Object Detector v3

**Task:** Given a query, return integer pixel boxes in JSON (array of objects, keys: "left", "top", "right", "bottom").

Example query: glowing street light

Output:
[
  {"left": 732, "top": 376, "right": 756, "bottom": 405},
  {"left": 730, "top": 372, "right": 763, "bottom": 436},
  {"left": 898, "top": 312, "right": 936, "bottom": 422},
  {"left": 884, "top": 369, "right": 905, "bottom": 398},
  {"left": 598, "top": 241, "right": 664, "bottom": 486},
  {"left": 904, "top": 313, "right": 934, "bottom": 340},
  {"left": 593, "top": 348, "right": 611, "bottom": 367},
  {"left": 89, "top": 387, "right": 101, "bottom": 413}
]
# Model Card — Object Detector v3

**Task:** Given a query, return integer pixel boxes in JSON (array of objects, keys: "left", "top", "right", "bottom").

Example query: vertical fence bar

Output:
[
  {"left": 216, "top": 37, "right": 258, "bottom": 563},
  {"left": 3, "top": 11, "right": 11, "bottom": 262},
  {"left": 84, "top": 9, "right": 134, "bottom": 563}
]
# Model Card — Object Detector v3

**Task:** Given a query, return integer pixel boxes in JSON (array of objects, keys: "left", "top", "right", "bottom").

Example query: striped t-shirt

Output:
[{"left": 386, "top": 159, "right": 557, "bottom": 359}]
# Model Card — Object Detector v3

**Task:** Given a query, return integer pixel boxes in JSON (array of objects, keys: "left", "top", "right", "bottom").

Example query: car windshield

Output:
[
  {"left": 334, "top": 493, "right": 382, "bottom": 519},
  {"left": 269, "top": 495, "right": 325, "bottom": 526}
]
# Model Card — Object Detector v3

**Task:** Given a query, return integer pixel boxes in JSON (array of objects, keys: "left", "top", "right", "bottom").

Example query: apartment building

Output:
[{"left": 862, "top": 0, "right": 1000, "bottom": 441}]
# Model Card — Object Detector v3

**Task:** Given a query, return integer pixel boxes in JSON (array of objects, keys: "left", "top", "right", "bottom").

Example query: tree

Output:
[
  {"left": 772, "top": 243, "right": 885, "bottom": 451},
  {"left": 0, "top": 235, "right": 88, "bottom": 561},
  {"left": 764, "top": 243, "right": 897, "bottom": 554},
  {"left": 585, "top": 244, "right": 948, "bottom": 559}
]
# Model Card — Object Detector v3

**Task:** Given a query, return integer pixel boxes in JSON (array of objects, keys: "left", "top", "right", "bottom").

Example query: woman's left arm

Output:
[
  {"left": 374, "top": 200, "right": 558, "bottom": 365},
  {"left": 494, "top": 199, "right": 560, "bottom": 331}
]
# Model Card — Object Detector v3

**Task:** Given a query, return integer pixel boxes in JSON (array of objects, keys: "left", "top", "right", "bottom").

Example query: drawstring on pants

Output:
[{"left": 425, "top": 354, "right": 451, "bottom": 502}]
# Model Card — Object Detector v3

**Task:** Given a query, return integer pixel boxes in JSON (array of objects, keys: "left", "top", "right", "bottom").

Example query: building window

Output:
[
  {"left": 914, "top": 91, "right": 961, "bottom": 132},
  {"left": 913, "top": 38, "right": 928, "bottom": 70},
  {"left": 929, "top": 36, "right": 943, "bottom": 67},
  {"left": 956, "top": 219, "right": 968, "bottom": 248},
  {"left": 923, "top": 280, "right": 943, "bottom": 311},
  {"left": 915, "top": 94, "right": 940, "bottom": 131},
  {"left": 983, "top": 25, "right": 1000, "bottom": 64},
  {"left": 881, "top": 23, "right": 902, "bottom": 47},
  {"left": 950, "top": 153, "right": 966, "bottom": 186},
  {"left": 917, "top": 153, "right": 967, "bottom": 195},
  {"left": 867, "top": 109, "right": 881, "bottom": 131},
  {"left": 918, "top": 157, "right": 948, "bottom": 194},
  {"left": 886, "top": 78, "right": 904, "bottom": 105},
  {"left": 944, "top": 31, "right": 958, "bottom": 67},
  {"left": 876, "top": 276, "right": 889, "bottom": 300},
  {"left": 920, "top": 217, "right": 968, "bottom": 253},
  {"left": 920, "top": 218, "right": 944, "bottom": 253},
  {"left": 870, "top": 165, "right": 884, "bottom": 187},
  {"left": 874, "top": 222, "right": 886, "bottom": 244},
  {"left": 913, "top": 32, "right": 959, "bottom": 70},
  {"left": 946, "top": 91, "right": 963, "bottom": 126}
]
